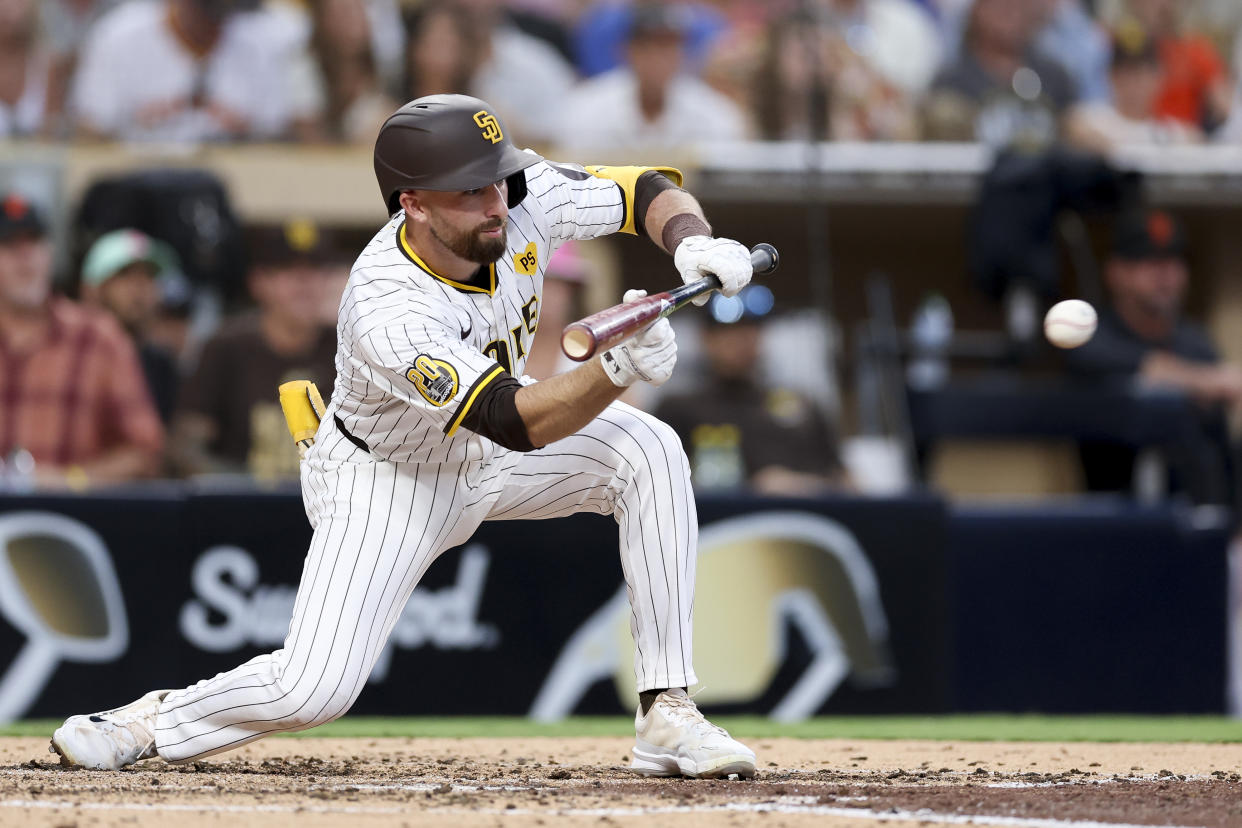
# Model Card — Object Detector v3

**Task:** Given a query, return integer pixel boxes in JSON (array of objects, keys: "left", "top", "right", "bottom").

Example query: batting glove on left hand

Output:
[
  {"left": 600, "top": 290, "right": 678, "bottom": 387},
  {"left": 674, "top": 235, "right": 752, "bottom": 306}
]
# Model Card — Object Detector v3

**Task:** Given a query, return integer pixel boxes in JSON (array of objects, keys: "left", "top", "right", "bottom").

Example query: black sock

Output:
[{"left": 639, "top": 687, "right": 686, "bottom": 715}]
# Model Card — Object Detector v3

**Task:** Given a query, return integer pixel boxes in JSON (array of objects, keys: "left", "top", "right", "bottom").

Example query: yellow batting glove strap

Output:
[
  {"left": 584, "top": 166, "right": 684, "bottom": 235},
  {"left": 278, "top": 380, "right": 325, "bottom": 449}
]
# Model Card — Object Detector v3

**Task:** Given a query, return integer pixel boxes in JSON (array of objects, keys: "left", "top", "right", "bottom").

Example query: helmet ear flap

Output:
[{"left": 506, "top": 171, "right": 528, "bottom": 209}]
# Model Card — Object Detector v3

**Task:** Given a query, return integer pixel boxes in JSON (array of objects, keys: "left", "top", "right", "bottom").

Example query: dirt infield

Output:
[{"left": 1, "top": 736, "right": 1240, "bottom": 827}]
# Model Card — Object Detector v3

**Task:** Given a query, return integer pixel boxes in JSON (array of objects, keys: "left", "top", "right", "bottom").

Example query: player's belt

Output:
[{"left": 334, "top": 415, "right": 373, "bottom": 456}]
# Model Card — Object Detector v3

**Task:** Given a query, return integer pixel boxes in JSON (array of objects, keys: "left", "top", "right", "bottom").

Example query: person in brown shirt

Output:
[
  {"left": 170, "top": 219, "right": 339, "bottom": 482},
  {"left": 654, "top": 286, "right": 851, "bottom": 497},
  {"left": 0, "top": 192, "right": 164, "bottom": 489}
]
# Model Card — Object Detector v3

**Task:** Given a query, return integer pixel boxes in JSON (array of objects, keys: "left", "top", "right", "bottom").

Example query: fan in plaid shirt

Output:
[{"left": 0, "top": 193, "right": 163, "bottom": 489}]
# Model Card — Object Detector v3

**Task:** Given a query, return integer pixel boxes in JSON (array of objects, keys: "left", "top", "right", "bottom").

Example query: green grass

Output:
[{"left": 9, "top": 715, "right": 1242, "bottom": 742}]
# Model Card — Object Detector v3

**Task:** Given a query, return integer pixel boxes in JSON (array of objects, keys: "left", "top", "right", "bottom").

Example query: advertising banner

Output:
[{"left": 0, "top": 492, "right": 950, "bottom": 720}]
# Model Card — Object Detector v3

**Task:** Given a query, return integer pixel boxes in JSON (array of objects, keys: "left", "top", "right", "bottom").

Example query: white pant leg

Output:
[
  {"left": 153, "top": 430, "right": 491, "bottom": 762},
  {"left": 484, "top": 401, "right": 698, "bottom": 693}
]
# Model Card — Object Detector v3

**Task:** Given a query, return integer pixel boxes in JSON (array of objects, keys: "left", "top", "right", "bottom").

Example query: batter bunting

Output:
[{"left": 50, "top": 94, "right": 758, "bottom": 780}]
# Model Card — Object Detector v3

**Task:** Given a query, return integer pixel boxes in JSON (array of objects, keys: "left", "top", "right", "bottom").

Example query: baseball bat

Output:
[{"left": 561, "top": 242, "right": 779, "bottom": 361}]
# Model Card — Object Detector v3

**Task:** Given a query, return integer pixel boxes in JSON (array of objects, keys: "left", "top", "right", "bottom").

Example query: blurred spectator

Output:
[
  {"left": 1078, "top": 24, "right": 1203, "bottom": 146},
  {"left": 500, "top": 0, "right": 576, "bottom": 62},
  {"left": 699, "top": 12, "right": 767, "bottom": 115},
  {"left": 559, "top": 3, "right": 747, "bottom": 150},
  {"left": 654, "top": 287, "right": 851, "bottom": 497},
  {"left": 144, "top": 286, "right": 196, "bottom": 373},
  {"left": 454, "top": 0, "right": 577, "bottom": 145},
  {"left": 0, "top": 193, "right": 164, "bottom": 489},
  {"left": 753, "top": 11, "right": 833, "bottom": 141},
  {"left": 1121, "top": 0, "right": 1230, "bottom": 134},
  {"left": 823, "top": 0, "right": 943, "bottom": 98},
  {"left": 1035, "top": 0, "right": 1112, "bottom": 105},
  {"left": 360, "top": 0, "right": 407, "bottom": 93},
  {"left": 1218, "top": 26, "right": 1242, "bottom": 142},
  {"left": 289, "top": 0, "right": 397, "bottom": 143},
  {"left": 38, "top": 0, "right": 123, "bottom": 134},
  {"left": 924, "top": 0, "right": 1092, "bottom": 149},
  {"left": 400, "top": 1, "right": 480, "bottom": 101},
  {"left": 170, "top": 219, "right": 338, "bottom": 482},
  {"left": 1065, "top": 208, "right": 1237, "bottom": 504},
  {"left": 39, "top": 1, "right": 121, "bottom": 64},
  {"left": 79, "top": 229, "right": 182, "bottom": 424},
  {"left": 318, "top": 251, "right": 351, "bottom": 329},
  {"left": 0, "top": 0, "right": 52, "bottom": 138},
  {"left": 70, "top": 0, "right": 296, "bottom": 142},
  {"left": 754, "top": 1, "right": 939, "bottom": 142},
  {"left": 572, "top": 0, "right": 729, "bottom": 78}
]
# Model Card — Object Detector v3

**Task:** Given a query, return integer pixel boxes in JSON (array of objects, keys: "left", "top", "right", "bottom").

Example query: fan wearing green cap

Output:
[{"left": 80, "top": 229, "right": 181, "bottom": 424}]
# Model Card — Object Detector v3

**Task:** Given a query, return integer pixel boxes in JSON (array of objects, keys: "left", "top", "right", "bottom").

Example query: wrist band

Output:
[{"left": 661, "top": 214, "right": 711, "bottom": 254}]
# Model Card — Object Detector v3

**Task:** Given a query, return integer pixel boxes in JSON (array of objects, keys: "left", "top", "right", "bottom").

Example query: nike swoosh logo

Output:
[{"left": 460, "top": 324, "right": 471, "bottom": 340}]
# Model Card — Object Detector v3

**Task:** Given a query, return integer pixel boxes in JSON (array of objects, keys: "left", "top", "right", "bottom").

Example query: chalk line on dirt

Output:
[{"left": 0, "top": 795, "right": 1205, "bottom": 828}]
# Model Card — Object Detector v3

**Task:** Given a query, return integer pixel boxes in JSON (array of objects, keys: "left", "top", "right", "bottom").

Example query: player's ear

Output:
[{"left": 399, "top": 190, "right": 426, "bottom": 222}]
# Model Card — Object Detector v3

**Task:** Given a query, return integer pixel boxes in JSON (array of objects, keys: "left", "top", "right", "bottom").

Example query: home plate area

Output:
[{"left": 0, "top": 737, "right": 1239, "bottom": 827}]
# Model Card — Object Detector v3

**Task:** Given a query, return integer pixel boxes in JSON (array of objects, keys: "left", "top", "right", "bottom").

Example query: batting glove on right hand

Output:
[
  {"left": 600, "top": 290, "right": 678, "bottom": 387},
  {"left": 674, "top": 235, "right": 753, "bottom": 306}
]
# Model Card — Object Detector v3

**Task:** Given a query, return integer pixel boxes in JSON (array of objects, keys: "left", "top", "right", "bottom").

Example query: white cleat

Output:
[
  {"left": 49, "top": 689, "right": 170, "bottom": 770},
  {"left": 631, "top": 688, "right": 756, "bottom": 779}
]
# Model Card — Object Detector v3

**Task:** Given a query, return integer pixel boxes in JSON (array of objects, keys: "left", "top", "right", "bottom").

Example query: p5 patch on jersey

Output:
[
  {"left": 406, "top": 354, "right": 459, "bottom": 406},
  {"left": 514, "top": 242, "right": 537, "bottom": 276}
]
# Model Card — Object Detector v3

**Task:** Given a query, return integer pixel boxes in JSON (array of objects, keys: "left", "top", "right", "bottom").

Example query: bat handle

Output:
[
  {"left": 561, "top": 242, "right": 780, "bottom": 362},
  {"left": 677, "top": 242, "right": 780, "bottom": 303},
  {"left": 749, "top": 242, "right": 779, "bottom": 276}
]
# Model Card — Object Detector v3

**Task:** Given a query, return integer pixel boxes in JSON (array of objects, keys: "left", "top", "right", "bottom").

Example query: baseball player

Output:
[{"left": 50, "top": 94, "right": 757, "bottom": 779}]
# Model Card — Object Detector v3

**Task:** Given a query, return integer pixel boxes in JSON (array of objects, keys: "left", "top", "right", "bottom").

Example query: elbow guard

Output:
[{"left": 633, "top": 170, "right": 683, "bottom": 238}]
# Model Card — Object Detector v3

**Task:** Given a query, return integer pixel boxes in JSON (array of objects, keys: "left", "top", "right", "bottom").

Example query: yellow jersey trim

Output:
[
  {"left": 398, "top": 221, "right": 497, "bottom": 295},
  {"left": 584, "top": 166, "right": 683, "bottom": 235},
  {"left": 445, "top": 364, "right": 506, "bottom": 437}
]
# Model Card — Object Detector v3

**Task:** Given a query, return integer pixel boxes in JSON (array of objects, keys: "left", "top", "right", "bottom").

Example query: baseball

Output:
[{"left": 1044, "top": 299, "right": 1097, "bottom": 349}]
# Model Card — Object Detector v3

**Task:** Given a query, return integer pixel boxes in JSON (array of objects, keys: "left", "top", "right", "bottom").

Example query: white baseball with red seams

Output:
[{"left": 1044, "top": 299, "right": 1097, "bottom": 349}]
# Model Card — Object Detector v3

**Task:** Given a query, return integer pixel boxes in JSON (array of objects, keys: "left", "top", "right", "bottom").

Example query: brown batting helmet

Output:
[{"left": 374, "top": 95, "right": 543, "bottom": 215}]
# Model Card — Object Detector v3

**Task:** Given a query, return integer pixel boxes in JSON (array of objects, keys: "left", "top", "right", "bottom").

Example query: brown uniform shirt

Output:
[
  {"left": 178, "top": 313, "right": 336, "bottom": 480},
  {"left": 655, "top": 378, "right": 843, "bottom": 489}
]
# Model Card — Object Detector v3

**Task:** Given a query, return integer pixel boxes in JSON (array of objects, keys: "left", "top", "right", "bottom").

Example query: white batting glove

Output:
[
  {"left": 600, "top": 290, "right": 678, "bottom": 387},
  {"left": 674, "top": 235, "right": 753, "bottom": 306}
]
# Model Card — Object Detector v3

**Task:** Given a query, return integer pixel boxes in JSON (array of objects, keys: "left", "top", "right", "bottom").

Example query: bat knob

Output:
[
  {"left": 750, "top": 243, "right": 779, "bottom": 276},
  {"left": 562, "top": 324, "right": 595, "bottom": 361}
]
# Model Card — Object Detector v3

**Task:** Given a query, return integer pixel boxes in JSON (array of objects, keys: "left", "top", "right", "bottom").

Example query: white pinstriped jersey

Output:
[
  {"left": 329, "top": 158, "right": 633, "bottom": 464},
  {"left": 151, "top": 157, "right": 700, "bottom": 762}
]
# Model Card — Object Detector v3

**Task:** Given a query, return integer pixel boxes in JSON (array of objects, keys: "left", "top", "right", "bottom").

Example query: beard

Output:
[{"left": 429, "top": 216, "right": 508, "bottom": 265}]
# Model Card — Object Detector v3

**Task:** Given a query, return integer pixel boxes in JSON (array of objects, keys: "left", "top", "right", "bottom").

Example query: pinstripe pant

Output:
[{"left": 153, "top": 401, "right": 697, "bottom": 762}]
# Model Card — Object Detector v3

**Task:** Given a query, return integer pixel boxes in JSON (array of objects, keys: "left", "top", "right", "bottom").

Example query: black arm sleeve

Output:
[
  {"left": 633, "top": 170, "right": 683, "bottom": 238},
  {"left": 459, "top": 371, "right": 538, "bottom": 452}
]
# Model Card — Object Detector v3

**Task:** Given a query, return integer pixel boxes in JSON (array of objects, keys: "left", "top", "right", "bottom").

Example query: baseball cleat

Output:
[
  {"left": 630, "top": 688, "right": 756, "bottom": 779},
  {"left": 50, "top": 689, "right": 170, "bottom": 770}
]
